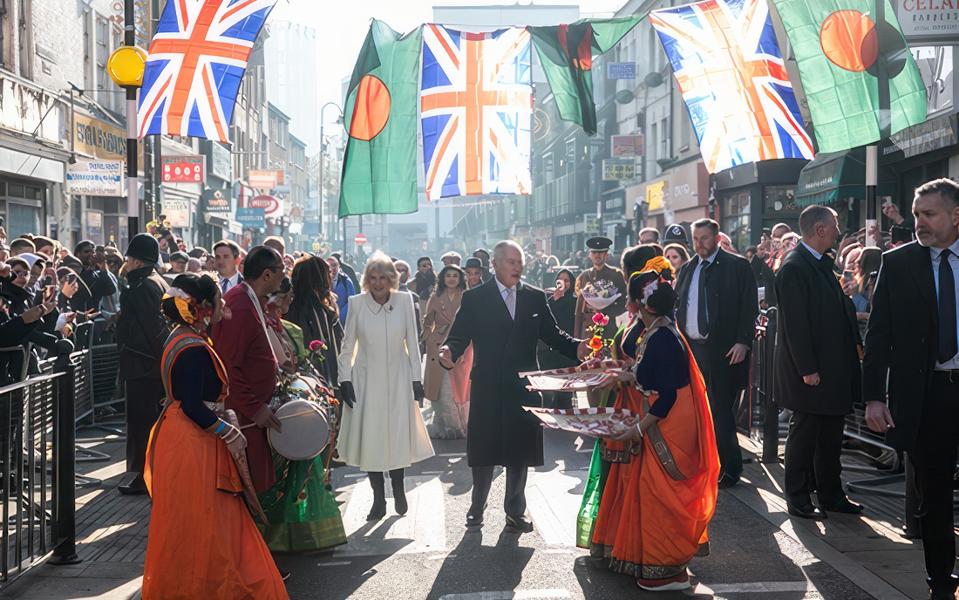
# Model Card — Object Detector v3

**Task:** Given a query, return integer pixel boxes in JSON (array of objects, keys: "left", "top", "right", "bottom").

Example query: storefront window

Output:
[
  {"left": 0, "top": 179, "right": 44, "bottom": 239},
  {"left": 721, "top": 190, "right": 750, "bottom": 253}
]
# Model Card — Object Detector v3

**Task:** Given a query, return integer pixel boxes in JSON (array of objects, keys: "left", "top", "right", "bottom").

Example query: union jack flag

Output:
[
  {"left": 137, "top": 0, "right": 276, "bottom": 142},
  {"left": 421, "top": 25, "right": 532, "bottom": 200},
  {"left": 650, "top": 0, "right": 814, "bottom": 173}
]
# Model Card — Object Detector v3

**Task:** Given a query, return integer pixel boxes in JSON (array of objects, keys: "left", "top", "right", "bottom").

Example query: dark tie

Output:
[
  {"left": 221, "top": 278, "right": 229, "bottom": 294},
  {"left": 697, "top": 259, "right": 710, "bottom": 336},
  {"left": 938, "top": 249, "right": 957, "bottom": 363}
]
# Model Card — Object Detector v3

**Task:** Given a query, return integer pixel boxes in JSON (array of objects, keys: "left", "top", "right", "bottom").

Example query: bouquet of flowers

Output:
[
  {"left": 585, "top": 312, "right": 614, "bottom": 360},
  {"left": 579, "top": 278, "right": 622, "bottom": 311}
]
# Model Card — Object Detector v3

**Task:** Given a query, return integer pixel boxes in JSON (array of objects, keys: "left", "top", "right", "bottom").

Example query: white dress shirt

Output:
[
  {"left": 800, "top": 240, "right": 823, "bottom": 261},
  {"left": 219, "top": 271, "right": 241, "bottom": 293},
  {"left": 685, "top": 248, "right": 719, "bottom": 340},
  {"left": 495, "top": 277, "right": 517, "bottom": 320},
  {"left": 930, "top": 239, "right": 959, "bottom": 370}
]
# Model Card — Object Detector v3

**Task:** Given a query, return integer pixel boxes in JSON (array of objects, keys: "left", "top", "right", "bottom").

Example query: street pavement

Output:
[{"left": 279, "top": 430, "right": 884, "bottom": 600}]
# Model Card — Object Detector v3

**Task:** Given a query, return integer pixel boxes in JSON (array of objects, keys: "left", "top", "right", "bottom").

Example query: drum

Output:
[{"left": 267, "top": 399, "right": 331, "bottom": 461}]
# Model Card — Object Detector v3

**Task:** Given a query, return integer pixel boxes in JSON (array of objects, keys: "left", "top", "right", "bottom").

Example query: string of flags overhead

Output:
[{"left": 134, "top": 0, "right": 928, "bottom": 218}]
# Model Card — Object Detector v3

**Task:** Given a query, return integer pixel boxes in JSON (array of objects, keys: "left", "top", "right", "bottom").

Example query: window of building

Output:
[
  {"left": 95, "top": 15, "right": 110, "bottom": 107},
  {"left": 650, "top": 121, "right": 658, "bottom": 168},
  {"left": 720, "top": 190, "right": 751, "bottom": 253},
  {"left": 660, "top": 117, "right": 669, "bottom": 159}
]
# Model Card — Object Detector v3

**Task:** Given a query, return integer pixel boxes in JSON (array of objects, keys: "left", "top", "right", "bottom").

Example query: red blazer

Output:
[{"left": 211, "top": 283, "right": 278, "bottom": 491}]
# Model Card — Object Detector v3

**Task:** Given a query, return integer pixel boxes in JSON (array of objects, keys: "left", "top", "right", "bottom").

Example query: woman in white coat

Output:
[{"left": 337, "top": 252, "right": 435, "bottom": 520}]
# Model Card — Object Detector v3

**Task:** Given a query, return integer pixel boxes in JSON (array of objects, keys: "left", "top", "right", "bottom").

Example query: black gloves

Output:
[
  {"left": 413, "top": 381, "right": 425, "bottom": 404},
  {"left": 339, "top": 381, "right": 356, "bottom": 408}
]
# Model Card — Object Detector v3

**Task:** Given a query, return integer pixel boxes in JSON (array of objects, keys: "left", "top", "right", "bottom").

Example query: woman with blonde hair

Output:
[{"left": 337, "top": 252, "right": 434, "bottom": 520}]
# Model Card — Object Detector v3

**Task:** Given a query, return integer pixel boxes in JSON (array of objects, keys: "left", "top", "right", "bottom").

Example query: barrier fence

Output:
[{"left": 0, "top": 318, "right": 123, "bottom": 588}]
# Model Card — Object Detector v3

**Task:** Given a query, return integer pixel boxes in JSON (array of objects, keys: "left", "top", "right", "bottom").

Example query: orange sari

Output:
[
  {"left": 142, "top": 330, "right": 288, "bottom": 600},
  {"left": 605, "top": 322, "right": 720, "bottom": 583}
]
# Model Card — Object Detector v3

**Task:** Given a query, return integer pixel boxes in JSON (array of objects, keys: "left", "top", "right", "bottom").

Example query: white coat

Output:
[{"left": 336, "top": 291, "right": 434, "bottom": 472}]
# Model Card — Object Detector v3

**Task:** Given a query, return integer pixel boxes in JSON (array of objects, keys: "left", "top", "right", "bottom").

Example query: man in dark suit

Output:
[
  {"left": 439, "top": 240, "right": 587, "bottom": 532},
  {"left": 863, "top": 178, "right": 959, "bottom": 600},
  {"left": 675, "top": 218, "right": 758, "bottom": 487},
  {"left": 774, "top": 205, "right": 863, "bottom": 520}
]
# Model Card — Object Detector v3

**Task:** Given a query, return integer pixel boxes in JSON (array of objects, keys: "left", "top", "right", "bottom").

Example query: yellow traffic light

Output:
[{"left": 107, "top": 46, "right": 148, "bottom": 88}]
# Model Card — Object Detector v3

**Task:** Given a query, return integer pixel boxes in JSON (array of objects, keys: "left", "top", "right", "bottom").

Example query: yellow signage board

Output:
[
  {"left": 646, "top": 180, "right": 666, "bottom": 212},
  {"left": 74, "top": 114, "right": 144, "bottom": 171}
]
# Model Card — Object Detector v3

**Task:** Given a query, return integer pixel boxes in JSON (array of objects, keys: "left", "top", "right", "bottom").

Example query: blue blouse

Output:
[
  {"left": 634, "top": 327, "right": 690, "bottom": 419},
  {"left": 171, "top": 346, "right": 223, "bottom": 429}
]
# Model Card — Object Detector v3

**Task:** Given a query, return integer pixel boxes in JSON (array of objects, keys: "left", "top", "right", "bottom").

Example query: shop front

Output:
[
  {"left": 795, "top": 147, "right": 898, "bottom": 234},
  {"left": 72, "top": 113, "right": 140, "bottom": 249},
  {"left": 713, "top": 159, "right": 808, "bottom": 251},
  {"left": 881, "top": 112, "right": 958, "bottom": 212},
  {"left": 0, "top": 141, "right": 67, "bottom": 241},
  {"left": 634, "top": 159, "right": 709, "bottom": 237}
]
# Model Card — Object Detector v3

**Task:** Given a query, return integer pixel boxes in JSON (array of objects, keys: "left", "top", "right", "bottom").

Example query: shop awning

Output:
[{"left": 795, "top": 148, "right": 896, "bottom": 208}]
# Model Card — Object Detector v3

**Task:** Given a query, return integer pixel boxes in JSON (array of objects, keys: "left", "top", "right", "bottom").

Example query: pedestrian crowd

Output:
[{"left": 3, "top": 179, "right": 955, "bottom": 599}]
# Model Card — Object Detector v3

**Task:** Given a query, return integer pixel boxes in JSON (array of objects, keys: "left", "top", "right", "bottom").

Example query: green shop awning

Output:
[{"left": 795, "top": 148, "right": 896, "bottom": 208}]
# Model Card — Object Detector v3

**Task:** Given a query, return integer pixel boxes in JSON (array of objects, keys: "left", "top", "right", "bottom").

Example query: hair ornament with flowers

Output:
[{"left": 162, "top": 286, "right": 212, "bottom": 327}]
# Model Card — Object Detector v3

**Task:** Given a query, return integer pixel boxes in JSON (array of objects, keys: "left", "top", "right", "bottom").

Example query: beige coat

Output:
[
  {"left": 336, "top": 291, "right": 434, "bottom": 472},
  {"left": 421, "top": 290, "right": 468, "bottom": 401}
]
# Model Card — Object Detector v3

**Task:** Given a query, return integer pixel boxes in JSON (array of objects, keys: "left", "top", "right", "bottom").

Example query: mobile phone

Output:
[
  {"left": 842, "top": 271, "right": 854, "bottom": 283},
  {"left": 41, "top": 276, "right": 53, "bottom": 287}
]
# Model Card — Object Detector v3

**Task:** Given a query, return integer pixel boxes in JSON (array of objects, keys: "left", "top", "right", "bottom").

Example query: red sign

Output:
[
  {"left": 250, "top": 194, "right": 280, "bottom": 214},
  {"left": 354, "top": 233, "right": 368, "bottom": 246},
  {"left": 161, "top": 156, "right": 204, "bottom": 183}
]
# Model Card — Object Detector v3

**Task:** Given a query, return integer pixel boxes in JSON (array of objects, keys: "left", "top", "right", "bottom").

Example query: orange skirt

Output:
[
  {"left": 142, "top": 403, "right": 288, "bottom": 600},
  {"left": 589, "top": 384, "right": 643, "bottom": 554},
  {"left": 608, "top": 365, "right": 720, "bottom": 581}
]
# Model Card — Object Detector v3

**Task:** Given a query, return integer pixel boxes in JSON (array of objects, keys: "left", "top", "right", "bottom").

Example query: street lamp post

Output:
[{"left": 318, "top": 101, "right": 343, "bottom": 252}]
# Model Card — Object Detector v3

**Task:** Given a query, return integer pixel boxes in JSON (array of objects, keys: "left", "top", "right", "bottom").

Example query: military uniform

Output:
[{"left": 572, "top": 237, "right": 627, "bottom": 339}]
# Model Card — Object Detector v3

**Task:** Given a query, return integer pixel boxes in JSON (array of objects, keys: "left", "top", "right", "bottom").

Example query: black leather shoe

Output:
[
  {"left": 505, "top": 514, "right": 534, "bottom": 533},
  {"left": 821, "top": 499, "right": 864, "bottom": 514},
  {"left": 717, "top": 475, "right": 739, "bottom": 489},
  {"left": 465, "top": 512, "right": 483, "bottom": 528},
  {"left": 787, "top": 503, "right": 827, "bottom": 520},
  {"left": 928, "top": 575, "right": 958, "bottom": 600}
]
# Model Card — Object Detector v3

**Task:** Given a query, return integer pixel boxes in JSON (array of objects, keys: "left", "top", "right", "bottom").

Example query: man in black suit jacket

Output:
[
  {"left": 774, "top": 206, "right": 863, "bottom": 520},
  {"left": 863, "top": 178, "right": 959, "bottom": 600},
  {"left": 675, "top": 218, "right": 758, "bottom": 487},
  {"left": 439, "top": 240, "right": 586, "bottom": 532}
]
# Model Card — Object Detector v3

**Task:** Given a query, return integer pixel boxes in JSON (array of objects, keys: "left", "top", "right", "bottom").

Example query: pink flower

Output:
[
  {"left": 308, "top": 339, "right": 327, "bottom": 352},
  {"left": 591, "top": 312, "right": 610, "bottom": 327}
]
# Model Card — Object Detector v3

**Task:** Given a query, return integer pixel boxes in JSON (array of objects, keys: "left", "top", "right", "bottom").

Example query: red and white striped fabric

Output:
[
  {"left": 523, "top": 406, "right": 637, "bottom": 437},
  {"left": 519, "top": 359, "right": 629, "bottom": 392}
]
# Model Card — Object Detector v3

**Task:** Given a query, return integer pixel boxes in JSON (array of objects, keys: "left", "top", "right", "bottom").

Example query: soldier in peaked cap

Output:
[{"left": 573, "top": 237, "right": 626, "bottom": 339}]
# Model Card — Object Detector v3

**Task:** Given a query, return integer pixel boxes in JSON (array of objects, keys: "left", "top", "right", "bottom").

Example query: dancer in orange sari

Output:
[
  {"left": 143, "top": 274, "right": 287, "bottom": 600},
  {"left": 601, "top": 266, "right": 720, "bottom": 592}
]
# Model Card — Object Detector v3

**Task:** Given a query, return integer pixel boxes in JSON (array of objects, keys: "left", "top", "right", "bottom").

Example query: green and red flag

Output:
[
  {"left": 771, "top": 0, "right": 926, "bottom": 153},
  {"left": 530, "top": 17, "right": 643, "bottom": 136},
  {"left": 339, "top": 20, "right": 423, "bottom": 217}
]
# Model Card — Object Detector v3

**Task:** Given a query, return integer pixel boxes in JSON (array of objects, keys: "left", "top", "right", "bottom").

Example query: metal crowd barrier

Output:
[
  {"left": 0, "top": 353, "right": 81, "bottom": 587},
  {"left": 743, "top": 307, "right": 780, "bottom": 463}
]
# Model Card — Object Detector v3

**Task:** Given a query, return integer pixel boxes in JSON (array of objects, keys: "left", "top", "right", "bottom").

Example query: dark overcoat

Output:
[
  {"left": 674, "top": 248, "right": 758, "bottom": 390},
  {"left": 862, "top": 242, "right": 942, "bottom": 452},
  {"left": 773, "top": 244, "right": 861, "bottom": 416},
  {"left": 444, "top": 278, "right": 579, "bottom": 467}
]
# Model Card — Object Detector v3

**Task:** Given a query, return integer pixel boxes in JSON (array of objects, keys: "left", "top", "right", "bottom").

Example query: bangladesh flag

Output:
[
  {"left": 771, "top": 0, "right": 926, "bottom": 153},
  {"left": 530, "top": 17, "right": 642, "bottom": 136},
  {"left": 339, "top": 21, "right": 422, "bottom": 217}
]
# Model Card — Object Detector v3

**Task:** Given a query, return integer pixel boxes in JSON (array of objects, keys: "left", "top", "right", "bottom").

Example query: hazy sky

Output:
[{"left": 270, "top": 0, "right": 626, "bottom": 133}]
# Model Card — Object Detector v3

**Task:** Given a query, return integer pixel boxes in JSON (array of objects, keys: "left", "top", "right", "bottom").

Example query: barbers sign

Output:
[{"left": 896, "top": 0, "right": 959, "bottom": 42}]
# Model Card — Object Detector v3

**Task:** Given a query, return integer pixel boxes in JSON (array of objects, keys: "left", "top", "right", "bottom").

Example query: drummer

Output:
[
  {"left": 573, "top": 236, "right": 627, "bottom": 339},
  {"left": 256, "top": 283, "right": 347, "bottom": 554}
]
